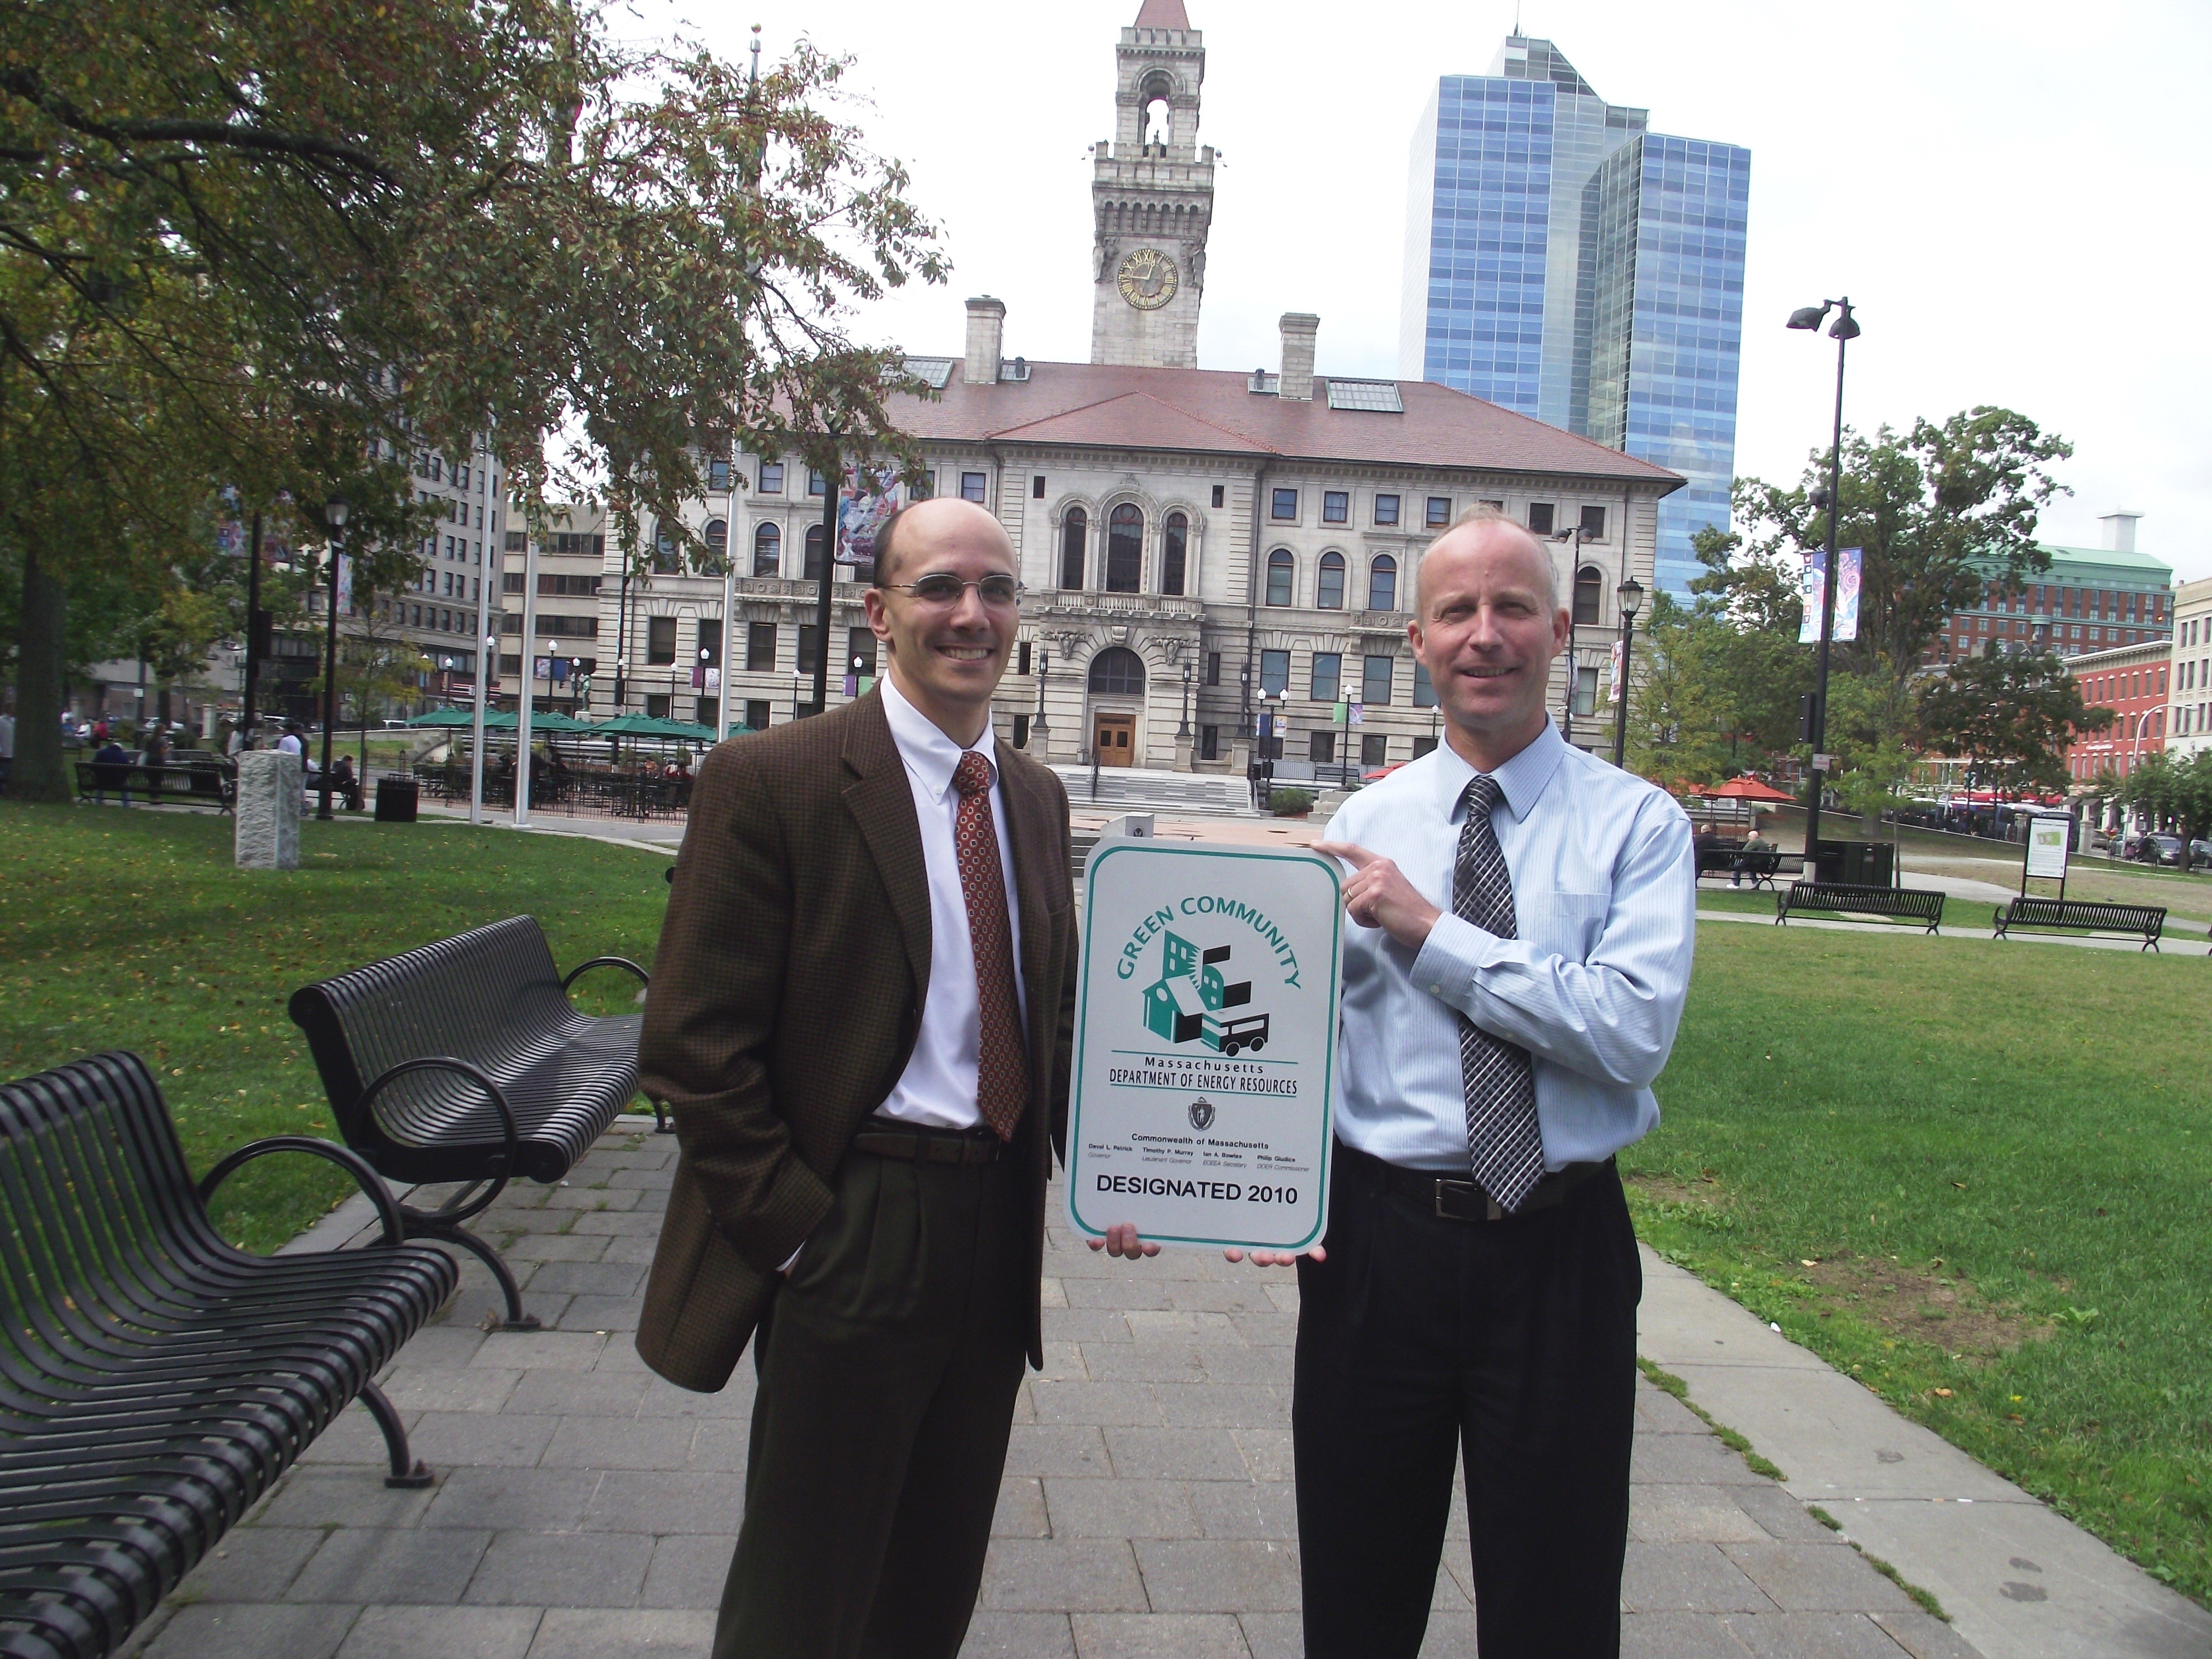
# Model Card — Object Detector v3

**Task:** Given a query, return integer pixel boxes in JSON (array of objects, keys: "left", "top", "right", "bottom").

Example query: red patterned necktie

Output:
[{"left": 952, "top": 750, "right": 1027, "bottom": 1140}]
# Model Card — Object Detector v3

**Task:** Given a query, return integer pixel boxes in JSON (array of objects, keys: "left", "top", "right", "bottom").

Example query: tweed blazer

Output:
[{"left": 634, "top": 690, "right": 1077, "bottom": 1392}]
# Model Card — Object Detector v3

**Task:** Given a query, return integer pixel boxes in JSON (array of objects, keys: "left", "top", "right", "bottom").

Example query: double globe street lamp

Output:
[{"left": 1610, "top": 575, "right": 1644, "bottom": 769}]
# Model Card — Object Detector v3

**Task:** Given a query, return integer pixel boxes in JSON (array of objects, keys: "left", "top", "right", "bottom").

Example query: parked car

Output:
[
  {"left": 2190, "top": 838, "right": 2212, "bottom": 872},
  {"left": 2134, "top": 834, "right": 2185, "bottom": 867},
  {"left": 2086, "top": 828, "right": 2114, "bottom": 853}
]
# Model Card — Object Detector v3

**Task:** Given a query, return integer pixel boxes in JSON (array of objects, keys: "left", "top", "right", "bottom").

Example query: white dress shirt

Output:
[
  {"left": 874, "top": 677, "right": 1028, "bottom": 1129},
  {"left": 1325, "top": 719, "right": 1695, "bottom": 1172}
]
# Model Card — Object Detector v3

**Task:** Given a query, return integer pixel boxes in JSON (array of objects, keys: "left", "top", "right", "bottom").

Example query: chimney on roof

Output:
[
  {"left": 2099, "top": 510, "right": 2142, "bottom": 554},
  {"left": 965, "top": 297, "right": 1005, "bottom": 387},
  {"left": 1277, "top": 313, "right": 1319, "bottom": 403}
]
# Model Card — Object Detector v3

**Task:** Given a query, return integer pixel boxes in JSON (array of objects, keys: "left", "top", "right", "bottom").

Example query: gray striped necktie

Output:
[{"left": 1454, "top": 774, "right": 1546, "bottom": 1213}]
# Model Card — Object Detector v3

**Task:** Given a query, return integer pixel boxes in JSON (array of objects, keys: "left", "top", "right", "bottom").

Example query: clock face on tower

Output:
[{"left": 1117, "top": 247, "right": 1179, "bottom": 311}]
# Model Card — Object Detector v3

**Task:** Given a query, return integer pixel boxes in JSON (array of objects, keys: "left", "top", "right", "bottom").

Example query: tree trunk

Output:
[{"left": 12, "top": 545, "right": 71, "bottom": 802}]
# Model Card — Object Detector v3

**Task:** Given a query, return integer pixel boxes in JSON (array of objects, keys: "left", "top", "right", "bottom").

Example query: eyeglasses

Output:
[{"left": 880, "top": 572, "right": 1023, "bottom": 608}]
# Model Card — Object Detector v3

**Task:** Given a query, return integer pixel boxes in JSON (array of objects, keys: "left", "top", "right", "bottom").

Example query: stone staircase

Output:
[{"left": 1052, "top": 765, "right": 1254, "bottom": 819}]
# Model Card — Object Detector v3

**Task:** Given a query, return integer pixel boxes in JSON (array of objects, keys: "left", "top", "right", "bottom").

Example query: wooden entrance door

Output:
[{"left": 1092, "top": 712, "right": 1137, "bottom": 767}]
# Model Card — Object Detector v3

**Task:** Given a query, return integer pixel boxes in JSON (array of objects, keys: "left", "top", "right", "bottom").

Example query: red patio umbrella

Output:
[{"left": 1698, "top": 777, "right": 1798, "bottom": 804}]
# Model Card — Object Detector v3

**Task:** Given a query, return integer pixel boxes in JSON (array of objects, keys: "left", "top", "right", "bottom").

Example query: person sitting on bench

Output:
[{"left": 1732, "top": 819, "right": 1772, "bottom": 887}]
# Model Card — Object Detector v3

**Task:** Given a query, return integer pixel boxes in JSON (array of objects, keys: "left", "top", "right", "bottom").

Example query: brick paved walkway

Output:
[{"left": 126, "top": 1120, "right": 1976, "bottom": 1659}]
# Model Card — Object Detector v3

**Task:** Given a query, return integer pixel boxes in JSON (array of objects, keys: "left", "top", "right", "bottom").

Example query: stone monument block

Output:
[{"left": 234, "top": 750, "right": 301, "bottom": 870}]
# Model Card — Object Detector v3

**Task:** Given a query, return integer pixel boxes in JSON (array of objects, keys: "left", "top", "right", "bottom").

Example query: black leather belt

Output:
[
  {"left": 849, "top": 1123, "right": 1007, "bottom": 1166},
  {"left": 1364, "top": 1147, "right": 1613, "bottom": 1222}
]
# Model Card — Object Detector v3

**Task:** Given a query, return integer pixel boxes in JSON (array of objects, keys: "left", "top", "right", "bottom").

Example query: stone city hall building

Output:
[{"left": 536, "top": 0, "right": 1682, "bottom": 774}]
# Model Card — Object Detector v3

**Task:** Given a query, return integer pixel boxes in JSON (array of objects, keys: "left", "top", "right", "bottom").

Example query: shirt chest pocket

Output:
[{"left": 1518, "top": 890, "right": 1609, "bottom": 962}]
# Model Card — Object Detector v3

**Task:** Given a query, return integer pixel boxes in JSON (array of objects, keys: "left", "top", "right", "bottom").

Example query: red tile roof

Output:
[
  {"left": 894, "top": 359, "right": 1682, "bottom": 489},
  {"left": 1133, "top": 0, "right": 1193, "bottom": 28}
]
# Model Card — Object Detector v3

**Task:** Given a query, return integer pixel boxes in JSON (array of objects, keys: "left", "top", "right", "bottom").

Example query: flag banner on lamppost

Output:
[
  {"left": 1348, "top": 702, "right": 1364, "bottom": 727},
  {"left": 1066, "top": 843, "right": 1344, "bottom": 1252},
  {"left": 1607, "top": 638, "right": 1624, "bottom": 702},
  {"left": 533, "top": 656, "right": 551, "bottom": 681},
  {"left": 335, "top": 554, "right": 353, "bottom": 615},
  {"left": 837, "top": 465, "right": 901, "bottom": 567},
  {"left": 1797, "top": 547, "right": 1862, "bottom": 644}
]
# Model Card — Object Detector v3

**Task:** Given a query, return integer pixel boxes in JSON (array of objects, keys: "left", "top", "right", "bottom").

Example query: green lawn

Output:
[
  {"left": 1632, "top": 920, "right": 2212, "bottom": 1601},
  {"left": 0, "top": 801, "right": 670, "bottom": 1251}
]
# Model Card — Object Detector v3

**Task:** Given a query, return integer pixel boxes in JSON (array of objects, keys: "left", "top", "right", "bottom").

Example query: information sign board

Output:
[{"left": 1067, "top": 844, "right": 1344, "bottom": 1251}]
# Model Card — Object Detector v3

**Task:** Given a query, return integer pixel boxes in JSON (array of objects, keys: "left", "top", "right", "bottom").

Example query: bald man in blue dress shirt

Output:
[{"left": 1276, "top": 508, "right": 1696, "bottom": 1658}]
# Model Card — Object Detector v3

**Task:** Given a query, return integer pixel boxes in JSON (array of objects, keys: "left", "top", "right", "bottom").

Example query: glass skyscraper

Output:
[{"left": 1400, "top": 37, "right": 1749, "bottom": 596}]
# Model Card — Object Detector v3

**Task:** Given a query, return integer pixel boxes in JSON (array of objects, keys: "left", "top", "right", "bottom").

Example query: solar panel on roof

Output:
[
  {"left": 1324, "top": 379, "right": 1405, "bottom": 413},
  {"left": 901, "top": 357, "right": 956, "bottom": 390}
]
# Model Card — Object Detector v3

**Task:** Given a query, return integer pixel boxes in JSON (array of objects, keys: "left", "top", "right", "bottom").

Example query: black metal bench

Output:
[
  {"left": 1695, "top": 848, "right": 1804, "bottom": 890},
  {"left": 286, "top": 916, "right": 651, "bottom": 1333},
  {"left": 72, "top": 759, "right": 236, "bottom": 812},
  {"left": 0, "top": 1051, "right": 456, "bottom": 1659},
  {"left": 1992, "top": 897, "right": 2166, "bottom": 951},
  {"left": 1776, "top": 881, "right": 1946, "bottom": 934}
]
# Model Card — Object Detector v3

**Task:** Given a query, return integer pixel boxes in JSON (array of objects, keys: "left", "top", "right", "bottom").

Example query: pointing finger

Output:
[{"left": 1311, "top": 840, "right": 1376, "bottom": 870}]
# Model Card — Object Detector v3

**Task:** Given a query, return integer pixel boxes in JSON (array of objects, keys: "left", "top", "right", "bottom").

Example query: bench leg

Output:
[
  {"left": 410, "top": 1219, "right": 542, "bottom": 1332},
  {"left": 653, "top": 1098, "right": 674, "bottom": 1136},
  {"left": 358, "top": 1380, "right": 436, "bottom": 1488}
]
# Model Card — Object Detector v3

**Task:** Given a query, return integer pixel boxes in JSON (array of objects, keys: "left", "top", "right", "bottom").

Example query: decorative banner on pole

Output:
[
  {"left": 1607, "top": 637, "right": 1624, "bottom": 702},
  {"left": 837, "top": 465, "right": 901, "bottom": 570},
  {"left": 1067, "top": 844, "right": 1344, "bottom": 1251},
  {"left": 1798, "top": 548, "right": 1862, "bottom": 644},
  {"left": 335, "top": 554, "right": 353, "bottom": 616}
]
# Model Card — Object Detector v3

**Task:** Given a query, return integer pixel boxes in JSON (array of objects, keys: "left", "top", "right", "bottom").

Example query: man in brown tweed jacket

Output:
[{"left": 637, "top": 495, "right": 1107, "bottom": 1659}]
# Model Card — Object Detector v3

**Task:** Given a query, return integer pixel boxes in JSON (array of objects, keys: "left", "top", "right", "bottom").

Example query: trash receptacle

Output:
[
  {"left": 374, "top": 777, "right": 419, "bottom": 823},
  {"left": 1816, "top": 839, "right": 1892, "bottom": 885}
]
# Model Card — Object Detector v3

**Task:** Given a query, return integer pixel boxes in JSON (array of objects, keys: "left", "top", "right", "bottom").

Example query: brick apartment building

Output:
[{"left": 2063, "top": 638, "right": 2168, "bottom": 784}]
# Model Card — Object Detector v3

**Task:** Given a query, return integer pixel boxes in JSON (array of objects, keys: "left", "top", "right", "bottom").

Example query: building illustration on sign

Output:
[{"left": 1142, "top": 930, "right": 1270, "bottom": 1057}]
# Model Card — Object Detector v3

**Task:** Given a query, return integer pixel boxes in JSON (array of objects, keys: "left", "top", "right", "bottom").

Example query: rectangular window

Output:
[
  {"left": 1361, "top": 734, "right": 1388, "bottom": 768},
  {"left": 1426, "top": 495, "right": 1452, "bottom": 528},
  {"left": 1579, "top": 504, "right": 1606, "bottom": 539},
  {"left": 697, "top": 697, "right": 719, "bottom": 727},
  {"left": 1412, "top": 661, "right": 1436, "bottom": 708},
  {"left": 758, "top": 462, "right": 785, "bottom": 493},
  {"left": 696, "top": 618, "right": 722, "bottom": 668},
  {"left": 1211, "top": 484, "right": 1225, "bottom": 509},
  {"left": 502, "top": 571, "right": 524, "bottom": 593},
  {"left": 1017, "top": 641, "right": 1032, "bottom": 675},
  {"left": 708, "top": 457, "right": 731, "bottom": 492},
  {"left": 1309, "top": 731, "right": 1335, "bottom": 764},
  {"left": 647, "top": 617, "right": 677, "bottom": 665},
  {"left": 1480, "top": 498, "right": 1504, "bottom": 512},
  {"left": 1412, "top": 735, "right": 1438, "bottom": 758},
  {"left": 644, "top": 693, "right": 671, "bottom": 719},
  {"left": 797, "top": 625, "right": 821, "bottom": 675},
  {"left": 504, "top": 530, "right": 527, "bottom": 552},
  {"left": 1271, "top": 488, "right": 1298, "bottom": 521},
  {"left": 961, "top": 472, "right": 988, "bottom": 504},
  {"left": 1373, "top": 494, "right": 1400, "bottom": 527},
  {"left": 1014, "top": 713, "right": 1030, "bottom": 749},
  {"left": 847, "top": 626, "right": 878, "bottom": 678},
  {"left": 1206, "top": 651, "right": 1221, "bottom": 687},
  {"left": 1260, "top": 649, "right": 1290, "bottom": 696},
  {"left": 747, "top": 622, "right": 777, "bottom": 672},
  {"left": 807, "top": 469, "right": 829, "bottom": 496},
  {"left": 1199, "top": 724, "right": 1219, "bottom": 760},
  {"left": 1363, "top": 654, "right": 1395, "bottom": 706},
  {"left": 1322, "top": 491, "right": 1349, "bottom": 525},
  {"left": 1310, "top": 652, "right": 1341, "bottom": 705},
  {"left": 1575, "top": 665, "right": 1599, "bottom": 716},
  {"left": 1526, "top": 503, "right": 1556, "bottom": 536},
  {"left": 1031, "top": 475, "right": 1046, "bottom": 500},
  {"left": 910, "top": 471, "right": 934, "bottom": 500},
  {"left": 744, "top": 698, "right": 770, "bottom": 731}
]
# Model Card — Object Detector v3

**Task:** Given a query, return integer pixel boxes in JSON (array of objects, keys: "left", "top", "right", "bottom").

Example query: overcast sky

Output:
[{"left": 633, "top": 0, "right": 2211, "bottom": 578}]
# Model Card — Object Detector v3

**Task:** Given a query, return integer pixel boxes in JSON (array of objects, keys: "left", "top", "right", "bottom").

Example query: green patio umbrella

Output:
[
  {"left": 404, "top": 707, "right": 478, "bottom": 727},
  {"left": 592, "top": 712, "right": 686, "bottom": 738},
  {"left": 522, "top": 710, "right": 596, "bottom": 733}
]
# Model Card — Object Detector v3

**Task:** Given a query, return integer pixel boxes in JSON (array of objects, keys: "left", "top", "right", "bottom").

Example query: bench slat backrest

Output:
[
  {"left": 287, "top": 916, "right": 573, "bottom": 1147},
  {"left": 0, "top": 1053, "right": 214, "bottom": 1394}
]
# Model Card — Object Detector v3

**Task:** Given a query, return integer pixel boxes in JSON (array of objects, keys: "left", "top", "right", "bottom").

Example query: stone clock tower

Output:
[{"left": 1090, "top": 0, "right": 1214, "bottom": 368}]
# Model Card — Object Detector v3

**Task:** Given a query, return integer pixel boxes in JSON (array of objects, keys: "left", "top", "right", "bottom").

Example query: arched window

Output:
[
  {"left": 804, "top": 523, "right": 827, "bottom": 582},
  {"left": 704, "top": 518, "right": 728, "bottom": 570},
  {"left": 1145, "top": 97, "right": 1172, "bottom": 147},
  {"left": 753, "top": 521, "right": 781, "bottom": 577},
  {"left": 1368, "top": 554, "right": 1398, "bottom": 613},
  {"left": 1161, "top": 512, "right": 1188, "bottom": 596},
  {"left": 1573, "top": 564, "right": 1603, "bottom": 627},
  {"left": 1107, "top": 504, "right": 1143, "bottom": 593},
  {"left": 1061, "top": 509, "right": 1088, "bottom": 590},
  {"left": 1316, "top": 551, "right": 1345, "bottom": 610},
  {"left": 1088, "top": 646, "right": 1145, "bottom": 696},
  {"left": 1265, "top": 549, "right": 1294, "bottom": 608}
]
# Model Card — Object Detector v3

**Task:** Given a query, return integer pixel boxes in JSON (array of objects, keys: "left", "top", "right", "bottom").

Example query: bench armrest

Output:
[
  {"left": 562, "top": 955, "right": 650, "bottom": 993},
  {"left": 357, "top": 1055, "right": 524, "bottom": 1224},
  {"left": 198, "top": 1135, "right": 406, "bottom": 1248}
]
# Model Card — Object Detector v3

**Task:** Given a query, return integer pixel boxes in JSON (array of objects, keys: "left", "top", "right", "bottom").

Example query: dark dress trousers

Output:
[{"left": 635, "top": 691, "right": 1077, "bottom": 1658}]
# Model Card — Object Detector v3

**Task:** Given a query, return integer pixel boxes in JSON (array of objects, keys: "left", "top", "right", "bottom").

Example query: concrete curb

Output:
[{"left": 1638, "top": 1245, "right": 2212, "bottom": 1658}]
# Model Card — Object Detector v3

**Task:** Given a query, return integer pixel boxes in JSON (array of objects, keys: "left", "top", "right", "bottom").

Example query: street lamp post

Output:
[
  {"left": 1786, "top": 295, "right": 1861, "bottom": 864},
  {"left": 317, "top": 497, "right": 349, "bottom": 820},
  {"left": 1611, "top": 576, "right": 1644, "bottom": 770},
  {"left": 1177, "top": 663, "right": 1192, "bottom": 739},
  {"left": 1034, "top": 650, "right": 1050, "bottom": 752}
]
